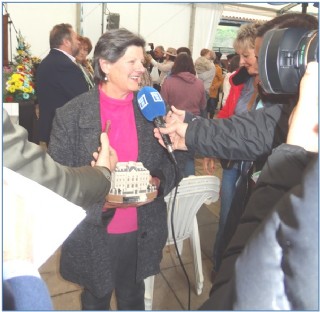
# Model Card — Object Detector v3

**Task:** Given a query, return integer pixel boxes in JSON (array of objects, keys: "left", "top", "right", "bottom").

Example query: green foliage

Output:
[{"left": 213, "top": 25, "right": 239, "bottom": 51}]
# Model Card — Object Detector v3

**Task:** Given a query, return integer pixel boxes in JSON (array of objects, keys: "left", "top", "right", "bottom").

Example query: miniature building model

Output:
[{"left": 107, "top": 161, "right": 157, "bottom": 203}]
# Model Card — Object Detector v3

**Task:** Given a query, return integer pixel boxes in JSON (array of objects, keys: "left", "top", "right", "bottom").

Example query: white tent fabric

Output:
[
  {"left": 4, "top": 3, "right": 318, "bottom": 61},
  {"left": 192, "top": 3, "right": 224, "bottom": 57}
]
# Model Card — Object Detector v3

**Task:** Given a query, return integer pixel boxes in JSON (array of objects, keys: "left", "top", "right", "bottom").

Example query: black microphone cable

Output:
[{"left": 169, "top": 159, "right": 191, "bottom": 310}]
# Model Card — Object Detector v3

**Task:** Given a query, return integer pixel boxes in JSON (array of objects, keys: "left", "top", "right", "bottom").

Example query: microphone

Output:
[{"left": 137, "top": 86, "right": 177, "bottom": 165}]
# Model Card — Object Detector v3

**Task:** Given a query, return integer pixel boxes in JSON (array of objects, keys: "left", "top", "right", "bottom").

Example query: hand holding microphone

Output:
[
  {"left": 137, "top": 86, "right": 178, "bottom": 164},
  {"left": 154, "top": 121, "right": 189, "bottom": 152},
  {"left": 166, "top": 106, "right": 186, "bottom": 125}
]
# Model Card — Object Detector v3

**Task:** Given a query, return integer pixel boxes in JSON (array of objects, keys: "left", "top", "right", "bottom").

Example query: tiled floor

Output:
[{"left": 39, "top": 158, "right": 222, "bottom": 310}]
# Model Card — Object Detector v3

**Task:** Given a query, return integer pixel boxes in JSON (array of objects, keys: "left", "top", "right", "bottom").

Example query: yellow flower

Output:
[
  {"left": 11, "top": 73, "right": 22, "bottom": 81},
  {"left": 15, "top": 81, "right": 23, "bottom": 88},
  {"left": 16, "top": 65, "right": 24, "bottom": 71},
  {"left": 8, "top": 85, "right": 16, "bottom": 93}
]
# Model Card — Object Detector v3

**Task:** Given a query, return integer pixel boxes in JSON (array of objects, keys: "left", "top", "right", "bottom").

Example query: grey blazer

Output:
[{"left": 48, "top": 87, "right": 183, "bottom": 297}]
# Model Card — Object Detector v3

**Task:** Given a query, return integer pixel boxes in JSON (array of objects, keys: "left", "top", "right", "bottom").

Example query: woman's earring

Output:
[{"left": 104, "top": 74, "right": 108, "bottom": 81}]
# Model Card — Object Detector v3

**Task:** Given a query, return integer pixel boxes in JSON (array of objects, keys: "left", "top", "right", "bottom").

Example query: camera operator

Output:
[
  {"left": 230, "top": 61, "right": 318, "bottom": 310},
  {"left": 153, "top": 13, "right": 318, "bottom": 309},
  {"left": 207, "top": 60, "right": 318, "bottom": 310},
  {"left": 146, "top": 45, "right": 166, "bottom": 91},
  {"left": 145, "top": 43, "right": 154, "bottom": 56}
]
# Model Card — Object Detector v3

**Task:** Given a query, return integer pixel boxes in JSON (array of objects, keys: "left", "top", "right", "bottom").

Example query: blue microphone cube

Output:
[{"left": 137, "top": 86, "right": 167, "bottom": 121}]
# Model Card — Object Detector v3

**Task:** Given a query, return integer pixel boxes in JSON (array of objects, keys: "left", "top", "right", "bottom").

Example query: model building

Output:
[{"left": 107, "top": 161, "right": 157, "bottom": 204}]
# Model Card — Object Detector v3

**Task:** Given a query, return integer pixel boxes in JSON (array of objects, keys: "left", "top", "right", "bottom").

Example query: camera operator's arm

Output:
[
  {"left": 155, "top": 101, "right": 293, "bottom": 161},
  {"left": 287, "top": 62, "right": 318, "bottom": 153}
]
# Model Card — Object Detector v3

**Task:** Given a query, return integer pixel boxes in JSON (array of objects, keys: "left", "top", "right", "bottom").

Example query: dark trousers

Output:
[
  {"left": 207, "top": 97, "right": 218, "bottom": 118},
  {"left": 81, "top": 231, "right": 145, "bottom": 310}
]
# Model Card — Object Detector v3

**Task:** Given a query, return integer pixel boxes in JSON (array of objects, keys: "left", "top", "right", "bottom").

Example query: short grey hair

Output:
[{"left": 93, "top": 28, "right": 146, "bottom": 84}]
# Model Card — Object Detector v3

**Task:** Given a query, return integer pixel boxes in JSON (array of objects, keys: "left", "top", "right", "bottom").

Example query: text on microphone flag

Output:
[
  {"left": 138, "top": 94, "right": 148, "bottom": 110},
  {"left": 137, "top": 86, "right": 167, "bottom": 121},
  {"left": 150, "top": 91, "right": 163, "bottom": 103}
]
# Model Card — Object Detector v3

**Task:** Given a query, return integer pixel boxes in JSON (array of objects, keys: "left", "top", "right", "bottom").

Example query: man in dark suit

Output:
[{"left": 36, "top": 23, "right": 89, "bottom": 148}]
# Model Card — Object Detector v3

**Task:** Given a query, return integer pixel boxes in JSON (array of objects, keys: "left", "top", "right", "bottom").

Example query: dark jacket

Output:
[
  {"left": 36, "top": 49, "right": 89, "bottom": 143},
  {"left": 48, "top": 87, "right": 184, "bottom": 297},
  {"left": 184, "top": 96, "right": 296, "bottom": 245},
  {"left": 185, "top": 98, "right": 296, "bottom": 161},
  {"left": 200, "top": 144, "right": 318, "bottom": 310}
]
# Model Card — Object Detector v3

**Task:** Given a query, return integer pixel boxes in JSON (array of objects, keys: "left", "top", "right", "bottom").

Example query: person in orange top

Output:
[{"left": 207, "top": 59, "right": 224, "bottom": 118}]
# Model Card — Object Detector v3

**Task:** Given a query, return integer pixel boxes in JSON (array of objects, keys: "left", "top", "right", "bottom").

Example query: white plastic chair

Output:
[
  {"left": 144, "top": 175, "right": 220, "bottom": 310},
  {"left": 3, "top": 103, "right": 19, "bottom": 125}
]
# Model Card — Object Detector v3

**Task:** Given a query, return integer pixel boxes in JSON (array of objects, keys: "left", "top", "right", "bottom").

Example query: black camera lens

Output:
[{"left": 259, "top": 28, "right": 318, "bottom": 94}]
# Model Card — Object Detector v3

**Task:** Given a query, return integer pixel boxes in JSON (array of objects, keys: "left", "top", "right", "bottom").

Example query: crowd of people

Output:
[{"left": 3, "top": 11, "right": 318, "bottom": 311}]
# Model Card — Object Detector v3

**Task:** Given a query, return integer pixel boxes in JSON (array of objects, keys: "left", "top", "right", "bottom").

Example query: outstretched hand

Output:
[{"left": 91, "top": 132, "right": 118, "bottom": 171}]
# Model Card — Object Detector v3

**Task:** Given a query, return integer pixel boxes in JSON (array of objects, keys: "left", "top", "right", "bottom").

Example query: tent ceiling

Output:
[{"left": 221, "top": 2, "right": 318, "bottom": 22}]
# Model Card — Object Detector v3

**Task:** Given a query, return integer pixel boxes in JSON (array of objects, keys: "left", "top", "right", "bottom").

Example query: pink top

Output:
[{"left": 99, "top": 86, "right": 139, "bottom": 234}]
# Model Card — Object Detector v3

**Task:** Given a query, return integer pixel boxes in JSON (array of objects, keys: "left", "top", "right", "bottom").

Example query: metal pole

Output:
[
  {"left": 102, "top": 3, "right": 105, "bottom": 34},
  {"left": 302, "top": 3, "right": 308, "bottom": 13},
  {"left": 138, "top": 3, "right": 141, "bottom": 35},
  {"left": 188, "top": 3, "right": 196, "bottom": 55},
  {"left": 75, "top": 3, "right": 81, "bottom": 35},
  {"left": 8, "top": 19, "right": 13, "bottom": 64}
]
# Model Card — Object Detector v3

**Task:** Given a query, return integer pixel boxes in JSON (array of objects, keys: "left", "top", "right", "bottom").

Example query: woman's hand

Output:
[{"left": 203, "top": 157, "right": 215, "bottom": 175}]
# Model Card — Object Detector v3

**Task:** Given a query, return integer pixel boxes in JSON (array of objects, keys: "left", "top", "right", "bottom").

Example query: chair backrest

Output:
[
  {"left": 3, "top": 104, "right": 19, "bottom": 125},
  {"left": 164, "top": 175, "right": 220, "bottom": 245}
]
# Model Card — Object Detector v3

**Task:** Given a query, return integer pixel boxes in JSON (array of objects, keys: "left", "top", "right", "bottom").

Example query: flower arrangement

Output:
[{"left": 3, "top": 31, "right": 41, "bottom": 102}]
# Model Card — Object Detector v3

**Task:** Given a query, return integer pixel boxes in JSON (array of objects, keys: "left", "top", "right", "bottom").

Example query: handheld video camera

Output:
[
  {"left": 146, "top": 43, "right": 154, "bottom": 55},
  {"left": 259, "top": 27, "right": 318, "bottom": 94}
]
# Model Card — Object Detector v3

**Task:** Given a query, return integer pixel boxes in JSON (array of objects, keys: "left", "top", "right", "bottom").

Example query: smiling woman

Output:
[
  {"left": 47, "top": 27, "right": 186, "bottom": 311},
  {"left": 93, "top": 28, "right": 146, "bottom": 98},
  {"left": 98, "top": 45, "right": 145, "bottom": 97}
]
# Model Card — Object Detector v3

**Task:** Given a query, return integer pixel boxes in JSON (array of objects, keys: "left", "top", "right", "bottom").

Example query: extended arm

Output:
[
  {"left": 3, "top": 109, "right": 112, "bottom": 208},
  {"left": 155, "top": 101, "right": 293, "bottom": 161},
  {"left": 185, "top": 102, "right": 293, "bottom": 160}
]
